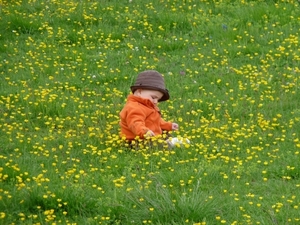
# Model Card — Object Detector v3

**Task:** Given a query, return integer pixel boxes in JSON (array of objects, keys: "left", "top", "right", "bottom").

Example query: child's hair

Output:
[{"left": 130, "top": 70, "right": 169, "bottom": 102}]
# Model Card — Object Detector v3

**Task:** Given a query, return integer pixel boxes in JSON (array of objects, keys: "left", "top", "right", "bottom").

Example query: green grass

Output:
[{"left": 1, "top": 0, "right": 300, "bottom": 224}]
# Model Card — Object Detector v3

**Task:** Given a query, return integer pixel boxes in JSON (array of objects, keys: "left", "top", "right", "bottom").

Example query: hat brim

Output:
[{"left": 130, "top": 85, "right": 170, "bottom": 102}]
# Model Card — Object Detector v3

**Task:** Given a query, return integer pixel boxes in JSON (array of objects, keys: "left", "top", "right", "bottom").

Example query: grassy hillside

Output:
[{"left": 0, "top": 0, "right": 300, "bottom": 224}]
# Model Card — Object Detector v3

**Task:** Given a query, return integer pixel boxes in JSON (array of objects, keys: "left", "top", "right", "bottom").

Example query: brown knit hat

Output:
[{"left": 130, "top": 70, "right": 170, "bottom": 102}]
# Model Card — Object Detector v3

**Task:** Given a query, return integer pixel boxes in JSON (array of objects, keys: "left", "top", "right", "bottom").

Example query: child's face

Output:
[{"left": 136, "top": 89, "right": 163, "bottom": 105}]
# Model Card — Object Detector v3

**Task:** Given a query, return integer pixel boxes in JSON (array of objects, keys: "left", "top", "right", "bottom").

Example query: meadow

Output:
[{"left": 0, "top": 0, "right": 300, "bottom": 224}]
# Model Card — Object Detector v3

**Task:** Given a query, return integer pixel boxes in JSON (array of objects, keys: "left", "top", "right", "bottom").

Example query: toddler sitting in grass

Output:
[{"left": 119, "top": 70, "right": 189, "bottom": 148}]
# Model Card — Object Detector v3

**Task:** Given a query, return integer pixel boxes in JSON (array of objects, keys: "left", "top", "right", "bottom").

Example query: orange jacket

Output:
[{"left": 119, "top": 94, "right": 173, "bottom": 140}]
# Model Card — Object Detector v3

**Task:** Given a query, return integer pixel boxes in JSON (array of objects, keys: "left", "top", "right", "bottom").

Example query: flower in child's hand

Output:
[
  {"left": 172, "top": 123, "right": 179, "bottom": 130},
  {"left": 145, "top": 130, "right": 155, "bottom": 137}
]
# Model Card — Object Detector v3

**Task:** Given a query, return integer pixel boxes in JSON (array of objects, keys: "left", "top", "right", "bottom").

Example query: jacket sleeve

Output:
[
  {"left": 160, "top": 118, "right": 173, "bottom": 131},
  {"left": 126, "top": 106, "right": 149, "bottom": 138}
]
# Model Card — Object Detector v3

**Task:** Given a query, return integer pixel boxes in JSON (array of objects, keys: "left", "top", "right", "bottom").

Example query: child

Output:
[{"left": 119, "top": 70, "right": 179, "bottom": 147}]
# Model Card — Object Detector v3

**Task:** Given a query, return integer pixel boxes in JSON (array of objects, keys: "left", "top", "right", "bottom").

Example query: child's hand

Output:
[
  {"left": 144, "top": 130, "right": 155, "bottom": 137},
  {"left": 172, "top": 123, "right": 179, "bottom": 130}
]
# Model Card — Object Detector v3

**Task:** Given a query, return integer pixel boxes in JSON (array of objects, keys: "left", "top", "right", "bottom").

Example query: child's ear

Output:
[{"left": 133, "top": 89, "right": 141, "bottom": 96}]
